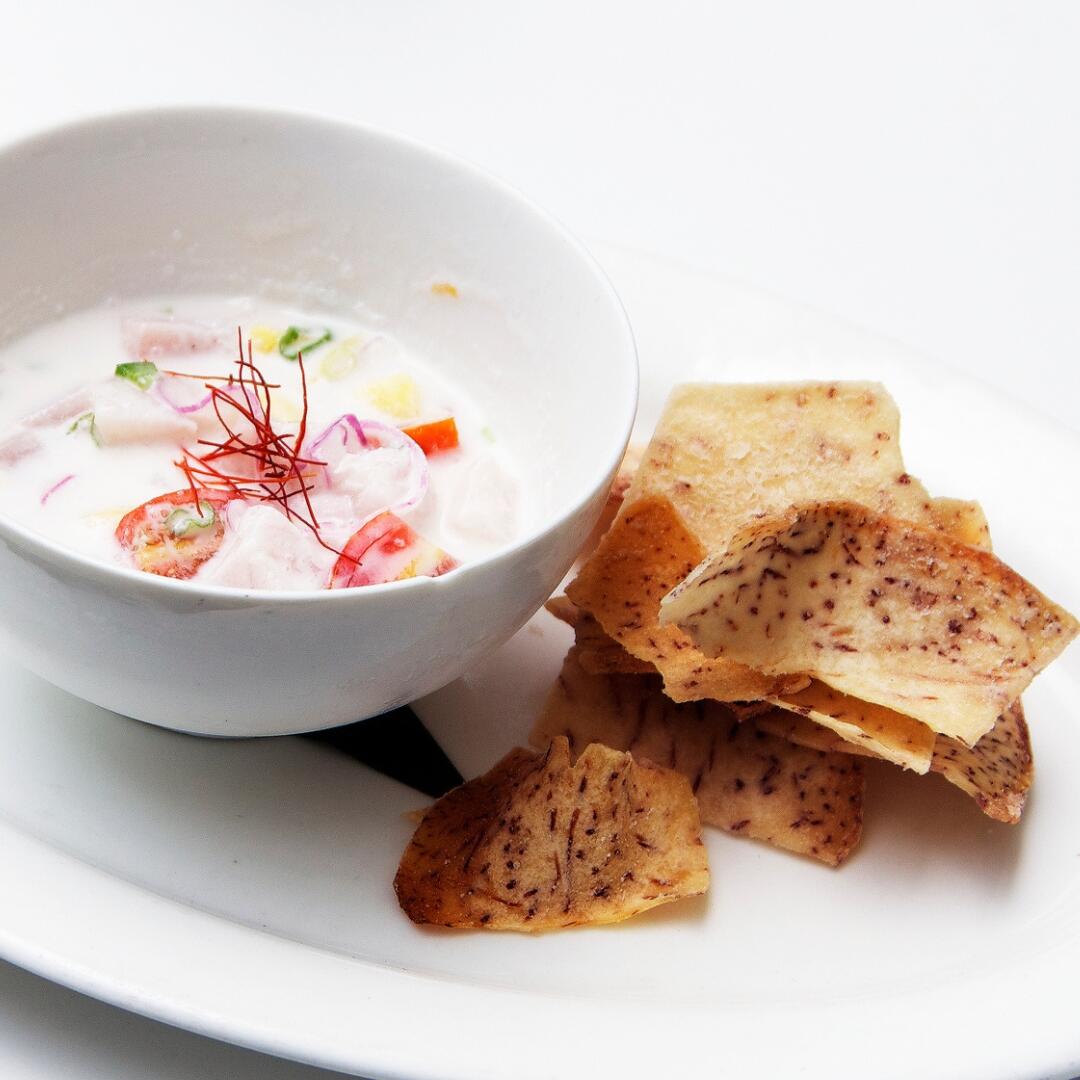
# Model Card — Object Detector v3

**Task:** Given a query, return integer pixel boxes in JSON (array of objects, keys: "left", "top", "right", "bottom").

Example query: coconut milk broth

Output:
[{"left": 0, "top": 296, "right": 522, "bottom": 588}]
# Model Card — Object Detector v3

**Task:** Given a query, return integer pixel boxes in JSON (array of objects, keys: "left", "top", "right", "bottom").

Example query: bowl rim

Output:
[{"left": 0, "top": 104, "right": 638, "bottom": 604}]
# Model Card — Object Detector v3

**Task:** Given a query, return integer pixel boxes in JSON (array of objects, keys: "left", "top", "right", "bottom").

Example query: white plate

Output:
[{"left": 1, "top": 247, "right": 1078, "bottom": 1080}]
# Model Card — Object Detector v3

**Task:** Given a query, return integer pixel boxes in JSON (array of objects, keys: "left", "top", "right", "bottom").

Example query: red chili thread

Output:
[{"left": 172, "top": 329, "right": 341, "bottom": 554}]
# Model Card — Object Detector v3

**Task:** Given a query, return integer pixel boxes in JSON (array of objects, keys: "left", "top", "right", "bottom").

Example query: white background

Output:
[{"left": 1, "top": 2, "right": 1076, "bottom": 1077}]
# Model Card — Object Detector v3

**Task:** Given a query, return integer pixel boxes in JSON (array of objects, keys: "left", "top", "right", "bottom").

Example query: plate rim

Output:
[{"left": 2, "top": 244, "right": 1079, "bottom": 1080}]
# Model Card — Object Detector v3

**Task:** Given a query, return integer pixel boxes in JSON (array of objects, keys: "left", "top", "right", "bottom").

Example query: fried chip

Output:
[
  {"left": 928, "top": 497, "right": 991, "bottom": 551},
  {"left": 767, "top": 679, "right": 935, "bottom": 772},
  {"left": 579, "top": 443, "right": 647, "bottom": 559},
  {"left": 568, "top": 383, "right": 946, "bottom": 704},
  {"left": 930, "top": 701, "right": 1033, "bottom": 823},
  {"left": 662, "top": 500, "right": 1079, "bottom": 745},
  {"left": 394, "top": 735, "right": 709, "bottom": 931},
  {"left": 567, "top": 495, "right": 793, "bottom": 701},
  {"left": 622, "top": 382, "right": 936, "bottom": 550},
  {"left": 544, "top": 597, "right": 656, "bottom": 675},
  {"left": 757, "top": 700, "right": 1033, "bottom": 824},
  {"left": 544, "top": 595, "right": 583, "bottom": 628},
  {"left": 531, "top": 649, "right": 864, "bottom": 866}
]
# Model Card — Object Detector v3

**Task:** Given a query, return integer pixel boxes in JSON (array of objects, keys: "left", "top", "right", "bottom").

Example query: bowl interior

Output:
[{"left": 0, "top": 108, "right": 636, "bottom": 542}]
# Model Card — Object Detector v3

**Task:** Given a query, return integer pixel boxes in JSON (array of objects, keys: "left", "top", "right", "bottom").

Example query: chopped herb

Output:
[
  {"left": 115, "top": 360, "right": 159, "bottom": 390},
  {"left": 279, "top": 326, "right": 332, "bottom": 360},
  {"left": 67, "top": 412, "right": 102, "bottom": 447},
  {"left": 165, "top": 501, "right": 217, "bottom": 538}
]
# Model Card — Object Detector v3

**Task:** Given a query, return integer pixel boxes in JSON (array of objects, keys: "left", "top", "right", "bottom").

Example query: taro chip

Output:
[
  {"left": 545, "top": 597, "right": 654, "bottom": 675},
  {"left": 531, "top": 649, "right": 864, "bottom": 866},
  {"left": 928, "top": 497, "right": 991, "bottom": 551},
  {"left": 566, "top": 496, "right": 791, "bottom": 702},
  {"left": 568, "top": 382, "right": 949, "bottom": 704},
  {"left": 767, "top": 680, "right": 935, "bottom": 773},
  {"left": 757, "top": 700, "right": 1034, "bottom": 824},
  {"left": 931, "top": 702, "right": 1032, "bottom": 823},
  {"left": 394, "top": 735, "right": 709, "bottom": 931},
  {"left": 662, "top": 500, "right": 1079, "bottom": 746},
  {"left": 621, "top": 382, "right": 936, "bottom": 551}
]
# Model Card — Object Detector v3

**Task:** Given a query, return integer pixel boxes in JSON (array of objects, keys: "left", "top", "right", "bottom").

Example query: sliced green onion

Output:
[
  {"left": 67, "top": 412, "right": 102, "bottom": 447},
  {"left": 279, "top": 326, "right": 332, "bottom": 360},
  {"left": 165, "top": 501, "right": 216, "bottom": 538},
  {"left": 115, "top": 360, "right": 159, "bottom": 390}
]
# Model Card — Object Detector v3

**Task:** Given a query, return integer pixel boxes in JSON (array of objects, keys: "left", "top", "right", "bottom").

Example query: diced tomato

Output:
[
  {"left": 400, "top": 417, "right": 459, "bottom": 456},
  {"left": 329, "top": 511, "right": 457, "bottom": 589},
  {"left": 115, "top": 489, "right": 232, "bottom": 580}
]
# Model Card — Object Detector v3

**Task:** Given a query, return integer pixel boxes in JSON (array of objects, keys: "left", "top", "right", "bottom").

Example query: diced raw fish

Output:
[
  {"left": 0, "top": 428, "right": 41, "bottom": 465},
  {"left": 93, "top": 381, "right": 197, "bottom": 446},
  {"left": 309, "top": 440, "right": 423, "bottom": 538},
  {"left": 196, "top": 503, "right": 333, "bottom": 590},
  {"left": 449, "top": 455, "right": 519, "bottom": 545},
  {"left": 123, "top": 318, "right": 219, "bottom": 359},
  {"left": 21, "top": 388, "right": 93, "bottom": 428}
]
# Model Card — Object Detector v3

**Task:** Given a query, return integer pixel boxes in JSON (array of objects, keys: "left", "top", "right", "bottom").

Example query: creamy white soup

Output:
[{"left": 0, "top": 297, "right": 521, "bottom": 590}]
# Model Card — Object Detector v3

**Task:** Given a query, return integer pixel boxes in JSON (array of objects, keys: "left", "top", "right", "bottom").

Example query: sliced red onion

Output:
[
  {"left": 307, "top": 414, "right": 428, "bottom": 513},
  {"left": 40, "top": 474, "right": 75, "bottom": 505},
  {"left": 155, "top": 377, "right": 214, "bottom": 415}
]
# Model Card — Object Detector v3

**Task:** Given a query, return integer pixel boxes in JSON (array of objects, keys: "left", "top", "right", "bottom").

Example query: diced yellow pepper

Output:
[
  {"left": 431, "top": 282, "right": 459, "bottom": 298},
  {"left": 361, "top": 373, "right": 420, "bottom": 419},
  {"left": 250, "top": 326, "right": 279, "bottom": 354}
]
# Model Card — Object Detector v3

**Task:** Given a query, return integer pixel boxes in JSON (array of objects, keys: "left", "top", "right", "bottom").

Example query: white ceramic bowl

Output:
[{"left": 0, "top": 108, "right": 637, "bottom": 736}]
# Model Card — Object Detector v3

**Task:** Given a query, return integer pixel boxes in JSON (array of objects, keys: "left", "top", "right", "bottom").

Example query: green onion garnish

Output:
[
  {"left": 67, "top": 412, "right": 102, "bottom": 447},
  {"left": 115, "top": 361, "right": 159, "bottom": 390},
  {"left": 279, "top": 326, "right": 332, "bottom": 360},
  {"left": 165, "top": 502, "right": 216, "bottom": 538}
]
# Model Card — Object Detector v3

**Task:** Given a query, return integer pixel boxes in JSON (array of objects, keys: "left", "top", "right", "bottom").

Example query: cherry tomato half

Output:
[
  {"left": 329, "top": 511, "right": 457, "bottom": 588},
  {"left": 115, "top": 489, "right": 232, "bottom": 579}
]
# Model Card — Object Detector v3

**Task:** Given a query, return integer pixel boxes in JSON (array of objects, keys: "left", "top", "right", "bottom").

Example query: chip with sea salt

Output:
[
  {"left": 531, "top": 649, "right": 864, "bottom": 866},
  {"left": 661, "top": 500, "right": 1078, "bottom": 745},
  {"left": 927, "top": 497, "right": 991, "bottom": 551},
  {"left": 394, "top": 735, "right": 709, "bottom": 931},
  {"left": 566, "top": 495, "right": 797, "bottom": 701},
  {"left": 766, "top": 679, "right": 936, "bottom": 772},
  {"left": 545, "top": 597, "right": 656, "bottom": 675},
  {"left": 568, "top": 383, "right": 948, "bottom": 705},
  {"left": 930, "top": 701, "right": 1032, "bottom": 823},
  {"left": 621, "top": 382, "right": 936, "bottom": 551},
  {"left": 755, "top": 701, "right": 1033, "bottom": 824}
]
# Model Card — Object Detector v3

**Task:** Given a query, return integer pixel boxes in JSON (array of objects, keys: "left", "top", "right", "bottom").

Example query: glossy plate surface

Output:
[{"left": 2, "top": 247, "right": 1078, "bottom": 1080}]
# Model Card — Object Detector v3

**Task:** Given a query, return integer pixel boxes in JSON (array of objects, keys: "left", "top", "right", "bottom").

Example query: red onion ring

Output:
[
  {"left": 307, "top": 414, "right": 428, "bottom": 512},
  {"left": 155, "top": 377, "right": 213, "bottom": 415}
]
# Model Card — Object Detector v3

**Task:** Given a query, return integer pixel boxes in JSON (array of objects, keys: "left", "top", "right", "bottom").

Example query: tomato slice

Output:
[
  {"left": 400, "top": 417, "right": 459, "bottom": 456},
  {"left": 329, "top": 511, "right": 457, "bottom": 588},
  {"left": 115, "top": 489, "right": 232, "bottom": 580}
]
